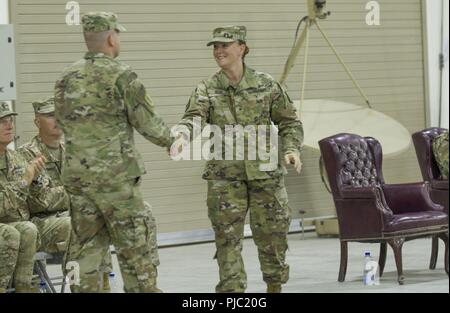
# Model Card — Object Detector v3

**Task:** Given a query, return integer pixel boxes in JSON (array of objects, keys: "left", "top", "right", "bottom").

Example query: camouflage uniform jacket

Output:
[
  {"left": 0, "top": 149, "right": 30, "bottom": 223},
  {"left": 179, "top": 66, "right": 304, "bottom": 180},
  {"left": 54, "top": 52, "right": 172, "bottom": 189},
  {"left": 18, "top": 135, "right": 70, "bottom": 216},
  {"left": 433, "top": 131, "right": 449, "bottom": 179}
]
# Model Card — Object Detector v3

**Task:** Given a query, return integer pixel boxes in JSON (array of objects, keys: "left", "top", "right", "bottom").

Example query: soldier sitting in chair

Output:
[
  {"left": 0, "top": 101, "right": 44, "bottom": 293},
  {"left": 18, "top": 97, "right": 114, "bottom": 292}
]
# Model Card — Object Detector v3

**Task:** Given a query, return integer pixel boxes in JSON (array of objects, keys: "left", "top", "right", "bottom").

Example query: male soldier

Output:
[
  {"left": 54, "top": 12, "right": 172, "bottom": 292},
  {"left": 433, "top": 130, "right": 449, "bottom": 180},
  {"left": 18, "top": 97, "right": 113, "bottom": 291},
  {"left": 0, "top": 101, "right": 45, "bottom": 293},
  {"left": 173, "top": 26, "right": 303, "bottom": 293}
]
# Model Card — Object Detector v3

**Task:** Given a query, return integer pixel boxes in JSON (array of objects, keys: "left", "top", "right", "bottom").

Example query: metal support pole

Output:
[{"left": 314, "top": 20, "right": 372, "bottom": 108}]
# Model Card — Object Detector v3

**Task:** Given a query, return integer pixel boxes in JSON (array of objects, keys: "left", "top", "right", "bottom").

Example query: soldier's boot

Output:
[
  {"left": 266, "top": 283, "right": 282, "bottom": 293},
  {"left": 15, "top": 284, "right": 39, "bottom": 293},
  {"left": 148, "top": 286, "right": 163, "bottom": 293},
  {"left": 102, "top": 272, "right": 111, "bottom": 293}
]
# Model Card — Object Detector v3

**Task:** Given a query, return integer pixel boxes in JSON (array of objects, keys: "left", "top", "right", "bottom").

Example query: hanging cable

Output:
[{"left": 292, "top": 16, "right": 309, "bottom": 49}]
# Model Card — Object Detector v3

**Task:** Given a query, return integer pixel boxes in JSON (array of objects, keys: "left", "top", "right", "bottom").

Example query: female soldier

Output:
[{"left": 174, "top": 26, "right": 303, "bottom": 293}]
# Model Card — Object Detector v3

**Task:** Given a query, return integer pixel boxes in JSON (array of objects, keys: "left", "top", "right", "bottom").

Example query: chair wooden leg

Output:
[
  {"left": 338, "top": 241, "right": 348, "bottom": 282},
  {"left": 438, "top": 232, "right": 449, "bottom": 275},
  {"left": 388, "top": 237, "right": 405, "bottom": 285},
  {"left": 379, "top": 242, "right": 387, "bottom": 277},
  {"left": 429, "top": 236, "right": 439, "bottom": 270}
]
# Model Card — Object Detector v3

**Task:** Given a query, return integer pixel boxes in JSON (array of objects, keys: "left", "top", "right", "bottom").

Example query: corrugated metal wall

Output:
[{"left": 11, "top": 0, "right": 426, "bottom": 234}]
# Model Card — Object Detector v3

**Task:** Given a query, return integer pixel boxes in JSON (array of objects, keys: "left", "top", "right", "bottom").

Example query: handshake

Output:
[
  {"left": 167, "top": 132, "right": 302, "bottom": 174},
  {"left": 168, "top": 132, "right": 188, "bottom": 159}
]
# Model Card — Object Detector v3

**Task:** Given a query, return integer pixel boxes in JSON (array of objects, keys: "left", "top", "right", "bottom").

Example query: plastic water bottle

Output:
[
  {"left": 363, "top": 251, "right": 380, "bottom": 286},
  {"left": 39, "top": 281, "right": 47, "bottom": 293},
  {"left": 108, "top": 272, "right": 117, "bottom": 292}
]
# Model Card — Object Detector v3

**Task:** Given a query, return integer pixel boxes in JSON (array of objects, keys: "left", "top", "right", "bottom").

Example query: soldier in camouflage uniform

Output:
[
  {"left": 433, "top": 130, "right": 449, "bottom": 180},
  {"left": 18, "top": 97, "right": 114, "bottom": 291},
  {"left": 0, "top": 102, "right": 45, "bottom": 293},
  {"left": 54, "top": 12, "right": 171, "bottom": 293},
  {"left": 174, "top": 26, "right": 304, "bottom": 293}
]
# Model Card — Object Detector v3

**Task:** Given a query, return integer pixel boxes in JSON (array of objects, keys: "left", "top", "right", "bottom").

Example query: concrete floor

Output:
[{"left": 48, "top": 232, "right": 449, "bottom": 293}]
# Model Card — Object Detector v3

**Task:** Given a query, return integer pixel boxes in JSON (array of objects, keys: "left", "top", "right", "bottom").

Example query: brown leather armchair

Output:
[
  {"left": 319, "top": 133, "right": 448, "bottom": 284},
  {"left": 412, "top": 127, "right": 449, "bottom": 270}
]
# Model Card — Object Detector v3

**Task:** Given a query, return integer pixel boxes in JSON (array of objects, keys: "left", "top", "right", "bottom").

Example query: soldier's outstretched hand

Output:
[
  {"left": 169, "top": 132, "right": 188, "bottom": 159},
  {"left": 170, "top": 140, "right": 183, "bottom": 158},
  {"left": 284, "top": 152, "right": 302, "bottom": 174}
]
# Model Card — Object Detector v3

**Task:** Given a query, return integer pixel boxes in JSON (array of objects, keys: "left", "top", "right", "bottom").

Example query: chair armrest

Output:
[
  {"left": 431, "top": 179, "right": 449, "bottom": 191},
  {"left": 340, "top": 186, "right": 378, "bottom": 199},
  {"left": 382, "top": 182, "right": 444, "bottom": 214}
]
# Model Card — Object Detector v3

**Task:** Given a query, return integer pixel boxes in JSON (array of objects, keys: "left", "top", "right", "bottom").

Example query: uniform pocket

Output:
[
  {"left": 206, "top": 180, "right": 221, "bottom": 209},
  {"left": 0, "top": 192, "right": 5, "bottom": 219},
  {"left": 274, "top": 185, "right": 289, "bottom": 208},
  {"left": 244, "top": 91, "right": 270, "bottom": 124},
  {"left": 273, "top": 180, "right": 292, "bottom": 228},
  {"left": 129, "top": 202, "right": 155, "bottom": 245}
]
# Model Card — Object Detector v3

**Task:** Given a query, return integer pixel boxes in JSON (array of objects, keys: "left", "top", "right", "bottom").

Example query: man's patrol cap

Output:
[
  {"left": 32, "top": 97, "right": 55, "bottom": 114},
  {"left": 0, "top": 101, "right": 18, "bottom": 119},
  {"left": 82, "top": 12, "right": 126, "bottom": 33},
  {"left": 207, "top": 25, "right": 247, "bottom": 46}
]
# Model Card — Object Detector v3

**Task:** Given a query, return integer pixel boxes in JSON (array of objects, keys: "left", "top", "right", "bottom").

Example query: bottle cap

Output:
[{"left": 364, "top": 251, "right": 371, "bottom": 256}]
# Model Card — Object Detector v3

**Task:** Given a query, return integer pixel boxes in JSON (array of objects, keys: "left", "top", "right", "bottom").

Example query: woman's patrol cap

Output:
[{"left": 207, "top": 25, "right": 247, "bottom": 46}]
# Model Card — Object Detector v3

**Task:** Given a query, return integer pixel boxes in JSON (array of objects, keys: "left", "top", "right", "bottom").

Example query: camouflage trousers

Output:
[
  {"left": 65, "top": 179, "right": 159, "bottom": 293},
  {"left": 207, "top": 176, "right": 292, "bottom": 293},
  {"left": 32, "top": 212, "right": 113, "bottom": 273},
  {"left": 0, "top": 221, "right": 39, "bottom": 290},
  {"left": 32, "top": 211, "right": 71, "bottom": 254}
]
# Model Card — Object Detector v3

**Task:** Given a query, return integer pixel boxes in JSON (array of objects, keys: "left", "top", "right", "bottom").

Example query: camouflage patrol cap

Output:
[
  {"left": 32, "top": 97, "right": 55, "bottom": 114},
  {"left": 82, "top": 12, "right": 126, "bottom": 33},
  {"left": 207, "top": 25, "right": 247, "bottom": 46},
  {"left": 0, "top": 101, "right": 18, "bottom": 119}
]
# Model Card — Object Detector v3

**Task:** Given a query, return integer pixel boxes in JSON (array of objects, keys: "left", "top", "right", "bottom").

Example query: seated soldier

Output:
[
  {"left": 0, "top": 224, "right": 21, "bottom": 293},
  {"left": 18, "top": 97, "right": 114, "bottom": 292},
  {"left": 0, "top": 102, "right": 45, "bottom": 293},
  {"left": 433, "top": 130, "right": 449, "bottom": 180}
]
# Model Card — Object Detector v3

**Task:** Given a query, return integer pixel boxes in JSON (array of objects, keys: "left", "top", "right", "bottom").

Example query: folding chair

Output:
[{"left": 33, "top": 252, "right": 67, "bottom": 293}]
